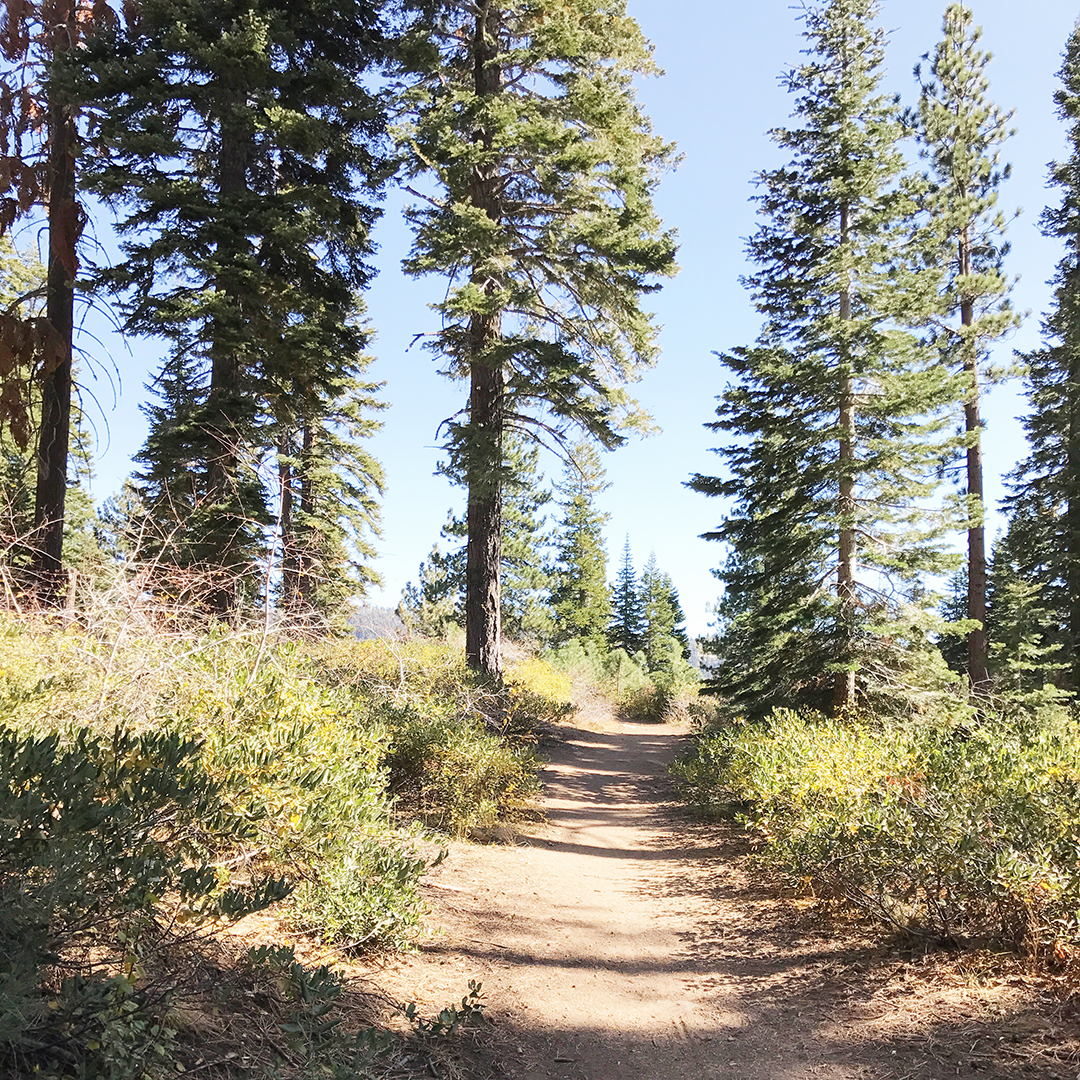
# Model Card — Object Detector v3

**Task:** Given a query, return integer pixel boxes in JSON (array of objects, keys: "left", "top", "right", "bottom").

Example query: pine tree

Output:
[
  {"left": 0, "top": 3, "right": 119, "bottom": 602},
  {"left": 82, "top": 0, "right": 387, "bottom": 615},
  {"left": 398, "top": 540, "right": 462, "bottom": 639},
  {"left": 411, "top": 437, "right": 555, "bottom": 644},
  {"left": 913, "top": 3, "right": 1018, "bottom": 690},
  {"left": 609, "top": 536, "right": 644, "bottom": 656},
  {"left": 690, "top": 0, "right": 959, "bottom": 717},
  {"left": 498, "top": 440, "right": 554, "bottom": 644},
  {"left": 986, "top": 508, "right": 1066, "bottom": 692},
  {"left": 1007, "top": 22, "right": 1080, "bottom": 690},
  {"left": 271, "top": 298, "right": 385, "bottom": 620},
  {"left": 550, "top": 442, "right": 612, "bottom": 645},
  {"left": 640, "top": 552, "right": 689, "bottom": 672},
  {"left": 396, "top": 0, "right": 676, "bottom": 677}
]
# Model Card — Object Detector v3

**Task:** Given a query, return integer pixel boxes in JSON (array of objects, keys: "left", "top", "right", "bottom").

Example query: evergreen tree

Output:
[
  {"left": 398, "top": 540, "right": 462, "bottom": 639},
  {"left": 609, "top": 536, "right": 644, "bottom": 656},
  {"left": 640, "top": 552, "right": 689, "bottom": 671},
  {"left": 271, "top": 300, "right": 385, "bottom": 620},
  {"left": 986, "top": 509, "right": 1066, "bottom": 692},
  {"left": 1007, "top": 22, "right": 1080, "bottom": 689},
  {"left": 550, "top": 443, "right": 612, "bottom": 645},
  {"left": 82, "top": 0, "right": 387, "bottom": 615},
  {"left": 498, "top": 440, "right": 554, "bottom": 644},
  {"left": 408, "top": 437, "right": 555, "bottom": 644},
  {"left": 690, "top": 0, "right": 959, "bottom": 717},
  {"left": 0, "top": 4, "right": 118, "bottom": 602},
  {"left": 396, "top": 0, "right": 676, "bottom": 677},
  {"left": 913, "top": 3, "right": 1018, "bottom": 689}
]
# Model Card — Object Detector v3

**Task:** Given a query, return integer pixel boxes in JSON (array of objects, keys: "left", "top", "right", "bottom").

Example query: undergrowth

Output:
[
  {"left": 0, "top": 608, "right": 562, "bottom": 1079},
  {"left": 673, "top": 700, "right": 1080, "bottom": 963},
  {"left": 546, "top": 635, "right": 700, "bottom": 722}
]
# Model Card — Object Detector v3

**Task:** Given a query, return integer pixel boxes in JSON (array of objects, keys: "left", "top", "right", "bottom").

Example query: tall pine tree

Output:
[
  {"left": 0, "top": 2, "right": 120, "bottom": 603},
  {"left": 690, "top": 0, "right": 959, "bottom": 717},
  {"left": 913, "top": 3, "right": 1018, "bottom": 690},
  {"left": 83, "top": 0, "right": 387, "bottom": 614},
  {"left": 396, "top": 0, "right": 676, "bottom": 677},
  {"left": 1006, "top": 22, "right": 1080, "bottom": 691}
]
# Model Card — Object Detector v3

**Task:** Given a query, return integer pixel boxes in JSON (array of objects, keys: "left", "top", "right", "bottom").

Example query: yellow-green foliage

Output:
[
  {"left": 0, "top": 615, "right": 559, "bottom": 944},
  {"left": 506, "top": 656, "right": 573, "bottom": 704},
  {"left": 674, "top": 704, "right": 1080, "bottom": 958}
]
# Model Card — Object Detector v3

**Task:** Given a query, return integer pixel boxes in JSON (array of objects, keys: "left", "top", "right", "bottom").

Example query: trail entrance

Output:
[{"left": 368, "top": 712, "right": 1076, "bottom": 1080}]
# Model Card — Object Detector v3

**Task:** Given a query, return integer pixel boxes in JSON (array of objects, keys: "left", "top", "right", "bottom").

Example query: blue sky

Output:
[{"left": 84, "top": 1, "right": 1080, "bottom": 636}]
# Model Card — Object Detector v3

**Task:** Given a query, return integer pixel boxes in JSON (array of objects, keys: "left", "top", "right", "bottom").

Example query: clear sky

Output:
[{"left": 82, "top": 0, "right": 1080, "bottom": 638}]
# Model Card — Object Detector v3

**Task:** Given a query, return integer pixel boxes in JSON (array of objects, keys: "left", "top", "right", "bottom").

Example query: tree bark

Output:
[
  {"left": 32, "top": 0, "right": 78, "bottom": 607},
  {"left": 464, "top": 4, "right": 504, "bottom": 678},
  {"left": 204, "top": 105, "right": 250, "bottom": 617},
  {"left": 279, "top": 432, "right": 297, "bottom": 610},
  {"left": 835, "top": 204, "right": 857, "bottom": 716},
  {"left": 297, "top": 421, "right": 315, "bottom": 611},
  {"left": 960, "top": 222, "right": 990, "bottom": 690},
  {"left": 1068, "top": 327, "right": 1080, "bottom": 691}
]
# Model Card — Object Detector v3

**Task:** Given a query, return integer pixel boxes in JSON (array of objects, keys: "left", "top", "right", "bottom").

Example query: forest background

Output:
[{"left": 57, "top": 0, "right": 1080, "bottom": 638}]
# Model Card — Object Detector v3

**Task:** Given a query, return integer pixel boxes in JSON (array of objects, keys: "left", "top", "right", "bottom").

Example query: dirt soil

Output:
[{"left": 349, "top": 707, "right": 1080, "bottom": 1080}]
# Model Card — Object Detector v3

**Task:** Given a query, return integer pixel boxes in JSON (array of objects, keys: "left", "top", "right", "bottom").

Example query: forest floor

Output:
[{"left": 247, "top": 694, "right": 1080, "bottom": 1080}]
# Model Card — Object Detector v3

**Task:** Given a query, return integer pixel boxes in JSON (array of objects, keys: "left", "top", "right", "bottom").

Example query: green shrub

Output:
[
  {"left": 674, "top": 704, "right": 1080, "bottom": 956},
  {"left": 385, "top": 711, "right": 541, "bottom": 834},
  {"left": 0, "top": 725, "right": 288, "bottom": 1080},
  {"left": 289, "top": 836, "right": 429, "bottom": 949}
]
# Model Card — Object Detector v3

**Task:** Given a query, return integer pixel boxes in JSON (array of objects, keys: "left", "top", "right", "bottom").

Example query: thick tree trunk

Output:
[
  {"left": 32, "top": 2, "right": 78, "bottom": 607},
  {"left": 464, "top": 5, "right": 504, "bottom": 678},
  {"left": 959, "top": 227, "right": 990, "bottom": 691},
  {"left": 465, "top": 353, "right": 503, "bottom": 675},
  {"left": 205, "top": 109, "right": 250, "bottom": 617},
  {"left": 834, "top": 205, "right": 857, "bottom": 716}
]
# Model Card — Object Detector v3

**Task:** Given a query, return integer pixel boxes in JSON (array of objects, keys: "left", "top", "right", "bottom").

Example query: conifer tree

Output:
[
  {"left": 408, "top": 437, "right": 554, "bottom": 643},
  {"left": 396, "top": 0, "right": 676, "bottom": 677},
  {"left": 609, "top": 536, "right": 644, "bottom": 656},
  {"left": 691, "top": 0, "right": 958, "bottom": 716},
  {"left": 398, "top": 540, "right": 462, "bottom": 638},
  {"left": 0, "top": 3, "right": 120, "bottom": 602},
  {"left": 83, "top": 0, "right": 387, "bottom": 615},
  {"left": 550, "top": 442, "right": 612, "bottom": 645},
  {"left": 640, "top": 552, "right": 689, "bottom": 671},
  {"left": 913, "top": 3, "right": 1018, "bottom": 690},
  {"left": 1008, "top": 22, "right": 1080, "bottom": 690},
  {"left": 986, "top": 508, "right": 1066, "bottom": 692}
]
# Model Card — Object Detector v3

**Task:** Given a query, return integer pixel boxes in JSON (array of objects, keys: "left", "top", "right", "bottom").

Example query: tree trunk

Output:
[
  {"left": 32, "top": 1, "right": 78, "bottom": 607},
  {"left": 959, "top": 227, "right": 990, "bottom": 691},
  {"left": 279, "top": 432, "right": 298, "bottom": 610},
  {"left": 297, "top": 421, "right": 315, "bottom": 611},
  {"left": 1068, "top": 329, "right": 1080, "bottom": 691},
  {"left": 834, "top": 204, "right": 857, "bottom": 715},
  {"left": 205, "top": 107, "right": 250, "bottom": 617},
  {"left": 465, "top": 354, "right": 503, "bottom": 675},
  {"left": 464, "top": 5, "right": 504, "bottom": 678}
]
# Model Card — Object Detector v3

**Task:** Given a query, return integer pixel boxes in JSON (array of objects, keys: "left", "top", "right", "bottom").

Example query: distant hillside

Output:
[{"left": 350, "top": 606, "right": 406, "bottom": 641}]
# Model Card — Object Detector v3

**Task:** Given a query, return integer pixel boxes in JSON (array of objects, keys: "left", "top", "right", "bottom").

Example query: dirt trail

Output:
[{"left": 364, "top": 712, "right": 1078, "bottom": 1080}]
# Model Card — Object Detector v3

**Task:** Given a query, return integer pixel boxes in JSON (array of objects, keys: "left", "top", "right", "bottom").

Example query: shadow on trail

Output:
[{"left": 427, "top": 719, "right": 1077, "bottom": 1080}]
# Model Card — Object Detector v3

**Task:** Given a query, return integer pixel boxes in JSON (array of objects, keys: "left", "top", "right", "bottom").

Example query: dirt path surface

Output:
[{"left": 362, "top": 712, "right": 1079, "bottom": 1080}]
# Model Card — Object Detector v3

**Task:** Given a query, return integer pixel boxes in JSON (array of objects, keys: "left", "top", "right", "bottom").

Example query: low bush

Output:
[
  {"left": 547, "top": 636, "right": 699, "bottom": 722},
  {"left": 0, "top": 615, "right": 555, "bottom": 953},
  {"left": 384, "top": 711, "right": 541, "bottom": 834},
  {"left": 0, "top": 724, "right": 288, "bottom": 1080},
  {"left": 673, "top": 703, "right": 1080, "bottom": 958}
]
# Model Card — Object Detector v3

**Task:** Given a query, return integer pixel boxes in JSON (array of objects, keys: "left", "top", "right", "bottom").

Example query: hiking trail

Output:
[{"left": 361, "top": 708, "right": 1076, "bottom": 1080}]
